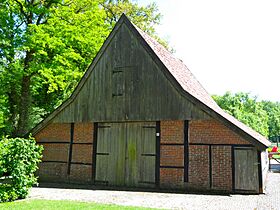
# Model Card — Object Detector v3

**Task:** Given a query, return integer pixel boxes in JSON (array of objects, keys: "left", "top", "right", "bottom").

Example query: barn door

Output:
[
  {"left": 95, "top": 123, "right": 126, "bottom": 186},
  {"left": 125, "top": 122, "right": 156, "bottom": 187},
  {"left": 95, "top": 122, "right": 156, "bottom": 187},
  {"left": 234, "top": 147, "right": 259, "bottom": 193}
]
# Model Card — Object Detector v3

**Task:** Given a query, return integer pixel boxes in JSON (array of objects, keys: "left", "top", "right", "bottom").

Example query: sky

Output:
[{"left": 138, "top": 0, "right": 280, "bottom": 102}]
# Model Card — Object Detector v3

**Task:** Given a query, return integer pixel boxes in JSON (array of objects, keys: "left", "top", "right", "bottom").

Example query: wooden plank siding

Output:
[
  {"left": 95, "top": 122, "right": 156, "bottom": 187},
  {"left": 234, "top": 147, "right": 259, "bottom": 193},
  {"left": 52, "top": 23, "right": 209, "bottom": 124}
]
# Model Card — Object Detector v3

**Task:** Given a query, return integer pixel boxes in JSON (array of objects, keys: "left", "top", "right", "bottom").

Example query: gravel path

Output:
[{"left": 29, "top": 172, "right": 280, "bottom": 210}]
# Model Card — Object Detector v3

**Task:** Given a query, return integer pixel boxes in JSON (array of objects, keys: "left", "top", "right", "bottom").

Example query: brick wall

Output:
[
  {"left": 187, "top": 119, "right": 249, "bottom": 192},
  {"left": 72, "top": 144, "right": 92, "bottom": 164},
  {"left": 159, "top": 119, "right": 250, "bottom": 192},
  {"left": 69, "top": 164, "right": 92, "bottom": 183},
  {"left": 35, "top": 123, "right": 71, "bottom": 182},
  {"left": 35, "top": 122, "right": 95, "bottom": 184},
  {"left": 73, "top": 123, "right": 93, "bottom": 143},
  {"left": 35, "top": 123, "right": 71, "bottom": 142},
  {"left": 38, "top": 162, "right": 67, "bottom": 182},
  {"left": 212, "top": 146, "right": 232, "bottom": 190},
  {"left": 189, "top": 119, "right": 248, "bottom": 144},
  {"left": 70, "top": 123, "right": 94, "bottom": 183},
  {"left": 41, "top": 144, "right": 69, "bottom": 162},
  {"left": 188, "top": 145, "right": 209, "bottom": 188},
  {"left": 160, "top": 120, "right": 184, "bottom": 188}
]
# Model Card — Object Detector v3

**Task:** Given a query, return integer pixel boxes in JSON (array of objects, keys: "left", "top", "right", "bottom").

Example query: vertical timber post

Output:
[
  {"left": 155, "top": 121, "right": 160, "bottom": 187},
  {"left": 231, "top": 145, "right": 235, "bottom": 192},
  {"left": 67, "top": 123, "right": 74, "bottom": 175},
  {"left": 184, "top": 120, "right": 189, "bottom": 182},
  {"left": 209, "top": 145, "right": 212, "bottom": 189},
  {"left": 92, "top": 122, "right": 98, "bottom": 183}
]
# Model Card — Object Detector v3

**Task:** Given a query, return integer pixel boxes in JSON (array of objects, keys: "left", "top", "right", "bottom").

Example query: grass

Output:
[{"left": 0, "top": 199, "right": 155, "bottom": 210}]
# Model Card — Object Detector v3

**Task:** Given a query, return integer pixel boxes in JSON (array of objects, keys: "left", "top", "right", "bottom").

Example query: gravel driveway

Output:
[{"left": 29, "top": 171, "right": 280, "bottom": 210}]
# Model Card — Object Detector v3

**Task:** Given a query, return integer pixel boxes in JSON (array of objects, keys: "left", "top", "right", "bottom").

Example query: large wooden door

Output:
[
  {"left": 234, "top": 147, "right": 259, "bottom": 193},
  {"left": 95, "top": 122, "right": 156, "bottom": 187},
  {"left": 95, "top": 123, "right": 126, "bottom": 185}
]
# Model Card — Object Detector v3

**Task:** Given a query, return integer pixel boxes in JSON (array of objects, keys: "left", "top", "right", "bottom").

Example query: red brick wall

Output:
[
  {"left": 69, "top": 164, "right": 92, "bottom": 183},
  {"left": 188, "top": 145, "right": 210, "bottom": 188},
  {"left": 72, "top": 144, "right": 92, "bottom": 164},
  {"left": 212, "top": 146, "right": 232, "bottom": 190},
  {"left": 160, "top": 168, "right": 184, "bottom": 187},
  {"left": 159, "top": 119, "right": 250, "bottom": 192},
  {"left": 35, "top": 123, "right": 71, "bottom": 142},
  {"left": 189, "top": 119, "right": 248, "bottom": 144},
  {"left": 35, "top": 122, "right": 94, "bottom": 184},
  {"left": 41, "top": 144, "right": 69, "bottom": 162},
  {"left": 38, "top": 162, "right": 67, "bottom": 182},
  {"left": 187, "top": 119, "right": 249, "bottom": 192},
  {"left": 161, "top": 121, "right": 184, "bottom": 144},
  {"left": 73, "top": 123, "right": 93, "bottom": 143},
  {"left": 35, "top": 123, "right": 71, "bottom": 182},
  {"left": 160, "top": 121, "right": 184, "bottom": 188},
  {"left": 160, "top": 145, "right": 184, "bottom": 167}
]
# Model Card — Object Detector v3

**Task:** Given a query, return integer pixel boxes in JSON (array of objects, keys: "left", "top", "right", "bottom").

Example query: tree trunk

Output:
[
  {"left": 16, "top": 50, "right": 33, "bottom": 136},
  {"left": 8, "top": 86, "right": 19, "bottom": 137},
  {"left": 17, "top": 75, "right": 31, "bottom": 136}
]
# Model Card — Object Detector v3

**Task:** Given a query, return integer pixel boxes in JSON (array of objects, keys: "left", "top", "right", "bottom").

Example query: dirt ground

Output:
[{"left": 29, "top": 171, "right": 280, "bottom": 210}]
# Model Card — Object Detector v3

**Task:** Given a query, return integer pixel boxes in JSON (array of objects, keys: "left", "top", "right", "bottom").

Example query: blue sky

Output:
[{"left": 137, "top": 0, "right": 280, "bottom": 102}]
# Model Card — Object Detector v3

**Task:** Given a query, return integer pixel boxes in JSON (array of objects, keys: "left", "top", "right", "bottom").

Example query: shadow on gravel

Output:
[{"left": 36, "top": 182, "right": 232, "bottom": 196}]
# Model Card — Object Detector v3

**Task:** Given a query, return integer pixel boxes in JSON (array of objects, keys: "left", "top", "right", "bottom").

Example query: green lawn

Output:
[{"left": 0, "top": 199, "right": 155, "bottom": 210}]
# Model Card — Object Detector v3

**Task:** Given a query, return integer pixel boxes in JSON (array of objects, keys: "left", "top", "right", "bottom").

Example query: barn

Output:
[{"left": 31, "top": 14, "right": 270, "bottom": 194}]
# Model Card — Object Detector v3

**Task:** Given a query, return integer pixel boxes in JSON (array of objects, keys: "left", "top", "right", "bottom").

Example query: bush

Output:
[{"left": 0, "top": 136, "right": 43, "bottom": 202}]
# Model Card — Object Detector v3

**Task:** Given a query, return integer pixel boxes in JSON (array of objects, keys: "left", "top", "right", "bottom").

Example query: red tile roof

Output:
[{"left": 135, "top": 24, "right": 270, "bottom": 148}]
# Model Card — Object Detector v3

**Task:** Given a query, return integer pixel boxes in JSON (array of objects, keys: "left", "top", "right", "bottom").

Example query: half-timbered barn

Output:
[{"left": 31, "top": 14, "right": 270, "bottom": 194}]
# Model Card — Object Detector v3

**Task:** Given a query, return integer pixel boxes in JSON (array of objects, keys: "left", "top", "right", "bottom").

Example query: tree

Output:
[
  {"left": 262, "top": 101, "right": 280, "bottom": 138},
  {"left": 213, "top": 92, "right": 269, "bottom": 137},
  {"left": 0, "top": 0, "right": 163, "bottom": 136}
]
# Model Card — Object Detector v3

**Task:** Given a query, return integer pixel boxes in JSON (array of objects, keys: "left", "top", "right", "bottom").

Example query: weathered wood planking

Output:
[
  {"left": 234, "top": 147, "right": 259, "bottom": 192},
  {"left": 95, "top": 123, "right": 126, "bottom": 185},
  {"left": 53, "top": 23, "right": 209, "bottom": 123},
  {"left": 95, "top": 122, "right": 156, "bottom": 187}
]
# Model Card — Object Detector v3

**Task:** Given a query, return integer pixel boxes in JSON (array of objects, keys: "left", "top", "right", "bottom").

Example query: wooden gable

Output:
[{"left": 51, "top": 18, "right": 209, "bottom": 123}]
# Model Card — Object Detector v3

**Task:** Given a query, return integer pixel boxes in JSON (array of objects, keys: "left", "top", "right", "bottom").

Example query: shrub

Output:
[{"left": 0, "top": 136, "right": 43, "bottom": 202}]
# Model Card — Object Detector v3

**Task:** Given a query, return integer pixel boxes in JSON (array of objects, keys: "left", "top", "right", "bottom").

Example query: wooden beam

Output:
[
  {"left": 92, "top": 122, "right": 98, "bottom": 183},
  {"left": 155, "top": 121, "right": 160, "bottom": 187},
  {"left": 209, "top": 145, "right": 212, "bottom": 189},
  {"left": 160, "top": 166, "right": 184, "bottom": 169},
  {"left": 231, "top": 146, "right": 235, "bottom": 192},
  {"left": 37, "top": 141, "right": 69, "bottom": 144},
  {"left": 184, "top": 120, "right": 189, "bottom": 182},
  {"left": 67, "top": 123, "right": 74, "bottom": 175},
  {"left": 189, "top": 143, "right": 253, "bottom": 147}
]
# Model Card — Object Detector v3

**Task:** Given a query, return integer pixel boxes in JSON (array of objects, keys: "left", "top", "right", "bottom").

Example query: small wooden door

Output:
[
  {"left": 234, "top": 147, "right": 259, "bottom": 193},
  {"left": 95, "top": 122, "right": 156, "bottom": 187}
]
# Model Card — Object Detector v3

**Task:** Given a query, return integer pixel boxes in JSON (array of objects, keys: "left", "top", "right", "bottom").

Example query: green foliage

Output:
[
  {"left": 262, "top": 101, "right": 280, "bottom": 138},
  {"left": 0, "top": 137, "right": 43, "bottom": 202},
  {"left": 0, "top": 0, "right": 164, "bottom": 136},
  {"left": 213, "top": 92, "right": 269, "bottom": 137}
]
